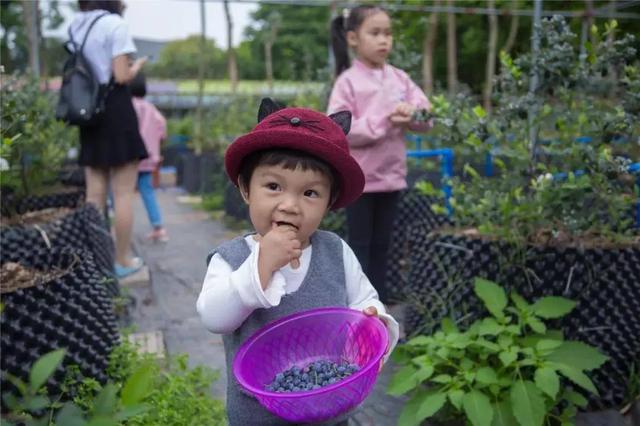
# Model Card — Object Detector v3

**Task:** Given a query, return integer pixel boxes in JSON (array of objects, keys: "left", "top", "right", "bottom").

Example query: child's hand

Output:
[
  {"left": 256, "top": 224, "right": 302, "bottom": 289},
  {"left": 363, "top": 306, "right": 389, "bottom": 372},
  {"left": 389, "top": 102, "right": 416, "bottom": 127}
]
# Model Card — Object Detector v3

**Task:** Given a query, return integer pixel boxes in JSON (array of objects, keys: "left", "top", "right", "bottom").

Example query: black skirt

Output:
[{"left": 78, "top": 83, "right": 148, "bottom": 167}]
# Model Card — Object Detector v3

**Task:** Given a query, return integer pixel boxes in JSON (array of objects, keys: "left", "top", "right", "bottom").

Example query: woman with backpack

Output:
[{"left": 69, "top": 0, "right": 148, "bottom": 278}]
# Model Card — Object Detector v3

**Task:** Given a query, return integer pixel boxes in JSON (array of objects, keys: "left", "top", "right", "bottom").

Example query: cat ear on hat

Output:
[
  {"left": 329, "top": 111, "right": 352, "bottom": 135},
  {"left": 257, "top": 98, "right": 285, "bottom": 123}
]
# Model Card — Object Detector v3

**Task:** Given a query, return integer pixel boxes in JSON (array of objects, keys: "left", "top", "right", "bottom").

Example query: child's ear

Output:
[
  {"left": 238, "top": 179, "right": 250, "bottom": 204},
  {"left": 346, "top": 30, "right": 358, "bottom": 49}
]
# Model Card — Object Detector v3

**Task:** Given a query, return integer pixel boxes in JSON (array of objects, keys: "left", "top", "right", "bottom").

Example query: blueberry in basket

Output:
[{"left": 265, "top": 359, "right": 361, "bottom": 392}]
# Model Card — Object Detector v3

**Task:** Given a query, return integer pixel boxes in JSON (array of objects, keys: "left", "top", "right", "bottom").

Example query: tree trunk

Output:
[
  {"left": 422, "top": 0, "right": 440, "bottom": 94},
  {"left": 23, "top": 0, "right": 40, "bottom": 78},
  {"left": 446, "top": 0, "right": 457, "bottom": 95},
  {"left": 195, "top": 0, "right": 206, "bottom": 155},
  {"left": 223, "top": 0, "right": 238, "bottom": 93},
  {"left": 265, "top": 41, "right": 273, "bottom": 91},
  {"left": 502, "top": 0, "right": 519, "bottom": 54},
  {"left": 484, "top": 0, "right": 498, "bottom": 112}
]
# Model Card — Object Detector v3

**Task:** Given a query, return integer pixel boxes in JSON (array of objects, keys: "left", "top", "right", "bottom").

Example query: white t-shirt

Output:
[
  {"left": 196, "top": 235, "right": 400, "bottom": 361},
  {"left": 68, "top": 10, "right": 136, "bottom": 84}
]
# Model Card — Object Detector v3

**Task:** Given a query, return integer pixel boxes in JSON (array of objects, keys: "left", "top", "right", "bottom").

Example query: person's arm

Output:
[
  {"left": 342, "top": 240, "right": 400, "bottom": 361},
  {"left": 112, "top": 55, "right": 146, "bottom": 84},
  {"left": 196, "top": 243, "right": 287, "bottom": 334},
  {"left": 328, "top": 77, "right": 391, "bottom": 148},
  {"left": 110, "top": 19, "right": 146, "bottom": 84}
]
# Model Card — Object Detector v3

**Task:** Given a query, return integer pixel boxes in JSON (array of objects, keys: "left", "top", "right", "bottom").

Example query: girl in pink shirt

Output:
[
  {"left": 328, "top": 5, "right": 432, "bottom": 303},
  {"left": 130, "top": 73, "right": 169, "bottom": 242}
]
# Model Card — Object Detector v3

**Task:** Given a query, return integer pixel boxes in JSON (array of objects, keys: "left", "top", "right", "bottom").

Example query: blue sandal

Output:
[{"left": 115, "top": 257, "right": 144, "bottom": 279}]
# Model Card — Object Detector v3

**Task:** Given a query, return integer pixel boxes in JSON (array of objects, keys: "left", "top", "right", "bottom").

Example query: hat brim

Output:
[{"left": 225, "top": 129, "right": 364, "bottom": 209}]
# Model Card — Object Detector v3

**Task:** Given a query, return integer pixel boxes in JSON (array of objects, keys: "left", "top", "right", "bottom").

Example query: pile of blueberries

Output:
[{"left": 265, "top": 359, "right": 361, "bottom": 393}]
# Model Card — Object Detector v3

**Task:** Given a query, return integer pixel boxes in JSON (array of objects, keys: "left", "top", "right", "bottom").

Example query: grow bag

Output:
[
  {"left": 1, "top": 190, "right": 84, "bottom": 217},
  {"left": 0, "top": 248, "right": 120, "bottom": 406},
  {"left": 1, "top": 204, "right": 118, "bottom": 297},
  {"left": 404, "top": 232, "right": 640, "bottom": 409},
  {"left": 384, "top": 189, "right": 451, "bottom": 302}
]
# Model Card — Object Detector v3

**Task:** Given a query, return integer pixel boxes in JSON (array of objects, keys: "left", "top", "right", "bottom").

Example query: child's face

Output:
[
  {"left": 348, "top": 11, "right": 393, "bottom": 69},
  {"left": 240, "top": 163, "right": 332, "bottom": 248}
]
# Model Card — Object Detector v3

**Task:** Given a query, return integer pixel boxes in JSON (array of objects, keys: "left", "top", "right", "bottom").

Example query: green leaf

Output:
[
  {"left": 431, "top": 374, "right": 453, "bottom": 384},
  {"left": 534, "top": 367, "right": 559, "bottom": 399},
  {"left": 545, "top": 342, "right": 608, "bottom": 371},
  {"left": 531, "top": 297, "right": 576, "bottom": 319},
  {"left": 441, "top": 317, "right": 459, "bottom": 333},
  {"left": 555, "top": 365, "right": 598, "bottom": 395},
  {"left": 93, "top": 383, "right": 118, "bottom": 417},
  {"left": 526, "top": 317, "right": 546, "bottom": 334},
  {"left": 499, "top": 351, "right": 517, "bottom": 367},
  {"left": 398, "top": 389, "right": 429, "bottom": 426},
  {"left": 448, "top": 389, "right": 465, "bottom": 410},
  {"left": 114, "top": 404, "right": 149, "bottom": 421},
  {"left": 473, "top": 105, "right": 487, "bottom": 119},
  {"left": 416, "top": 390, "right": 448, "bottom": 421},
  {"left": 86, "top": 417, "right": 119, "bottom": 426},
  {"left": 510, "top": 293, "right": 530, "bottom": 311},
  {"left": 462, "top": 390, "right": 494, "bottom": 426},
  {"left": 120, "top": 363, "right": 154, "bottom": 407},
  {"left": 562, "top": 390, "right": 588, "bottom": 408},
  {"left": 55, "top": 403, "right": 87, "bottom": 426},
  {"left": 492, "top": 400, "right": 518, "bottom": 426},
  {"left": 388, "top": 365, "right": 418, "bottom": 396},
  {"left": 478, "top": 318, "right": 503, "bottom": 336},
  {"left": 476, "top": 367, "right": 498, "bottom": 385},
  {"left": 535, "top": 339, "right": 563, "bottom": 353},
  {"left": 407, "top": 336, "right": 430, "bottom": 346},
  {"left": 510, "top": 380, "right": 546, "bottom": 426},
  {"left": 26, "top": 395, "right": 50, "bottom": 411},
  {"left": 30, "top": 349, "right": 65, "bottom": 391},
  {"left": 474, "top": 278, "right": 507, "bottom": 319}
]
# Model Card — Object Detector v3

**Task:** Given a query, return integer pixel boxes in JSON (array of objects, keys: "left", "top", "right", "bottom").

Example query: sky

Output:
[{"left": 43, "top": 0, "right": 259, "bottom": 47}]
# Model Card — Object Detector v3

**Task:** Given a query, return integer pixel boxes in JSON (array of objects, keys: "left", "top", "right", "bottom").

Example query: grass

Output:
[{"left": 175, "top": 80, "right": 324, "bottom": 95}]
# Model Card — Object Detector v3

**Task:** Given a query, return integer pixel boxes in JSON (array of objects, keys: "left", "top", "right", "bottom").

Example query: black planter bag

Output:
[
  {"left": 1, "top": 248, "right": 120, "bottom": 409},
  {"left": 384, "top": 188, "right": 451, "bottom": 303},
  {"left": 404, "top": 232, "right": 640, "bottom": 409},
  {"left": 1, "top": 190, "right": 85, "bottom": 218},
  {"left": 1, "top": 204, "right": 118, "bottom": 297}
]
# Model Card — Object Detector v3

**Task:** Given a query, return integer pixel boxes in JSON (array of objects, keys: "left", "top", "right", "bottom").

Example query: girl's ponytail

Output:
[{"left": 331, "top": 15, "right": 350, "bottom": 78}]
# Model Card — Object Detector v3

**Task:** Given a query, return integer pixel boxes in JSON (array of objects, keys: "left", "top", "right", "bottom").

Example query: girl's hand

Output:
[
  {"left": 393, "top": 102, "right": 416, "bottom": 118},
  {"left": 363, "top": 306, "right": 389, "bottom": 372},
  {"left": 256, "top": 224, "right": 302, "bottom": 289}
]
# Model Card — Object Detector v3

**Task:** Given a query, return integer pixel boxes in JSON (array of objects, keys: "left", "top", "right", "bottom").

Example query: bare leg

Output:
[
  {"left": 85, "top": 166, "right": 109, "bottom": 212},
  {"left": 111, "top": 161, "right": 139, "bottom": 266}
]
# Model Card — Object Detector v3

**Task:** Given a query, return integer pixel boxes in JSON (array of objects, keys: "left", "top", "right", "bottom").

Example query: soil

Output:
[
  {"left": 0, "top": 207, "right": 73, "bottom": 227},
  {"left": 0, "top": 261, "right": 71, "bottom": 294}
]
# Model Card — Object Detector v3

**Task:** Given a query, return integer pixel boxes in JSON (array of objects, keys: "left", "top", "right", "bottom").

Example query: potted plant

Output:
[
  {"left": 404, "top": 16, "right": 639, "bottom": 410},
  {"left": 390, "top": 278, "right": 608, "bottom": 426}
]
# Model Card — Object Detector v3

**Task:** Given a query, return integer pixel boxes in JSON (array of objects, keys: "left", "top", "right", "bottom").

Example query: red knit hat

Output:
[{"left": 225, "top": 99, "right": 365, "bottom": 209}]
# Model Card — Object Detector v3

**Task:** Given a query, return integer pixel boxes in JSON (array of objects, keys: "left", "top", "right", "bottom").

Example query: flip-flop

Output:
[{"left": 115, "top": 257, "right": 144, "bottom": 279}]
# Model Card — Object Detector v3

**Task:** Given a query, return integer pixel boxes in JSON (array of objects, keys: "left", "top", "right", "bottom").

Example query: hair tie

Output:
[{"left": 342, "top": 8, "right": 350, "bottom": 26}]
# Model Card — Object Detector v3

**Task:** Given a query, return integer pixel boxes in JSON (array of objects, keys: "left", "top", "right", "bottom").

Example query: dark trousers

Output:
[{"left": 346, "top": 191, "right": 401, "bottom": 303}]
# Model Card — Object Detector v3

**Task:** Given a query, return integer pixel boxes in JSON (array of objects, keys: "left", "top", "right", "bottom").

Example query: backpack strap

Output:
[{"left": 67, "top": 12, "right": 109, "bottom": 54}]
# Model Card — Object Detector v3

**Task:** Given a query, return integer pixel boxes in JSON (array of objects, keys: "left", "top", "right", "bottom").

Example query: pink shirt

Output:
[
  {"left": 132, "top": 97, "right": 167, "bottom": 172},
  {"left": 327, "top": 59, "right": 432, "bottom": 193}
]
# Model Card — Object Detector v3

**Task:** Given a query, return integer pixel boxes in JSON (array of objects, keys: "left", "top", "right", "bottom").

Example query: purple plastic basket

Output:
[{"left": 233, "top": 307, "right": 389, "bottom": 423}]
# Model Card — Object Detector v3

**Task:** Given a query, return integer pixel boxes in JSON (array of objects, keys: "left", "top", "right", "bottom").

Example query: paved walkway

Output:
[{"left": 126, "top": 187, "right": 408, "bottom": 425}]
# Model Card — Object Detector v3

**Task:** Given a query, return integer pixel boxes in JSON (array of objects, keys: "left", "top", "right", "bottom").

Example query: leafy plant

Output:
[
  {"left": 389, "top": 278, "right": 609, "bottom": 426},
  {"left": 0, "top": 73, "right": 77, "bottom": 197},
  {"left": 417, "top": 17, "right": 639, "bottom": 246},
  {"left": 2, "top": 349, "right": 153, "bottom": 426}
]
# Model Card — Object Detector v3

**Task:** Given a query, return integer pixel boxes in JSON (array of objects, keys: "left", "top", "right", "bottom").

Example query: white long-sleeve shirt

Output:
[{"left": 197, "top": 235, "right": 400, "bottom": 360}]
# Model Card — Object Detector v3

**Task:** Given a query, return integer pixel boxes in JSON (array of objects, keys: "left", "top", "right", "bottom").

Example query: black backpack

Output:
[{"left": 56, "top": 13, "right": 109, "bottom": 126}]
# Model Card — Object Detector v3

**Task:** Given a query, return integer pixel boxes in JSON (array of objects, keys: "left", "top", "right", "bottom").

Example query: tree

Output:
[
  {"left": 446, "top": 0, "right": 458, "bottom": 94},
  {"left": 484, "top": 0, "right": 498, "bottom": 111},
  {"left": 244, "top": 4, "right": 330, "bottom": 81},
  {"left": 263, "top": 11, "right": 281, "bottom": 90},
  {"left": 223, "top": 0, "right": 238, "bottom": 92},
  {"left": 422, "top": 0, "right": 440, "bottom": 94},
  {"left": 147, "top": 36, "right": 226, "bottom": 79}
]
